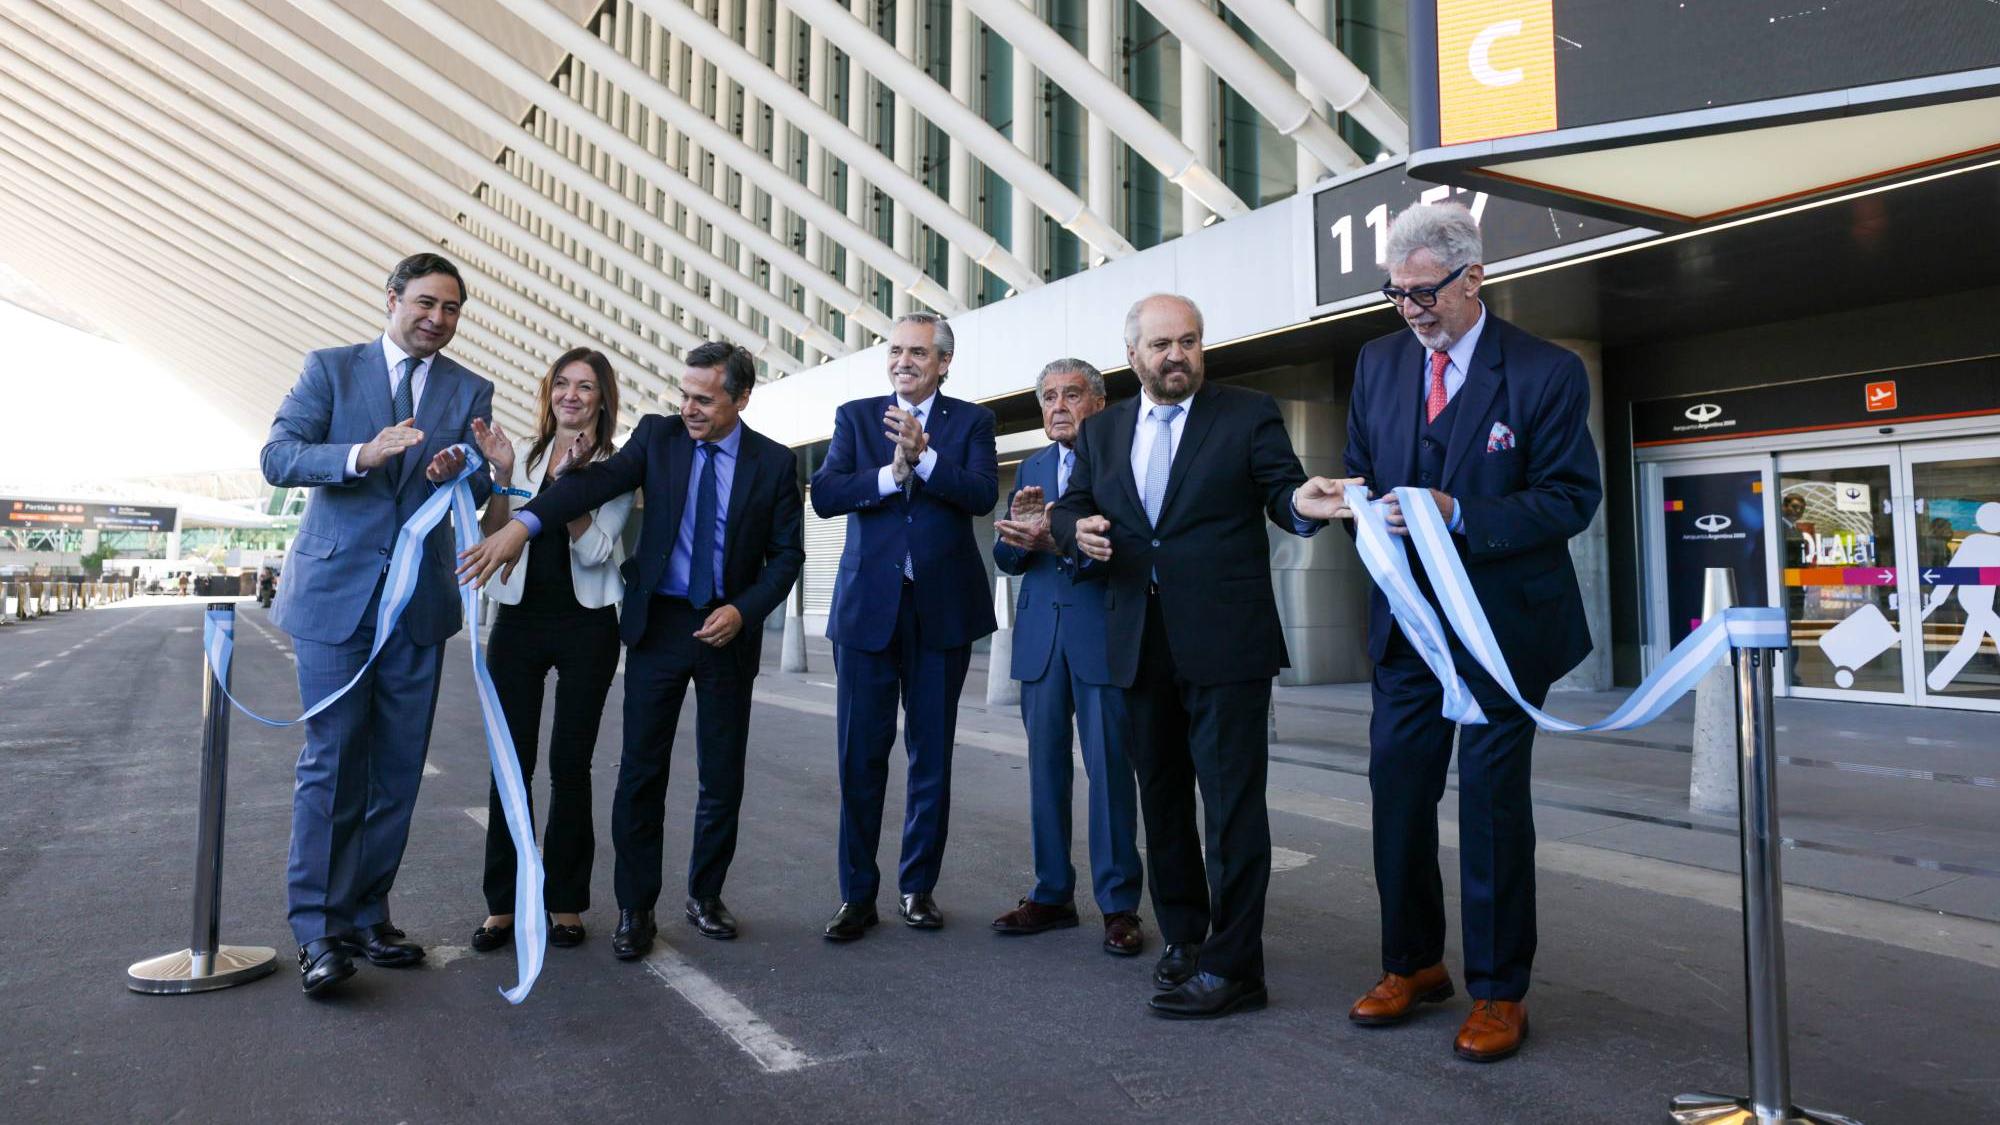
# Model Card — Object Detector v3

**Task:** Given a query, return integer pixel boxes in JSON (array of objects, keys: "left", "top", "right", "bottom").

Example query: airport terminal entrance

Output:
[{"left": 1642, "top": 435, "right": 2000, "bottom": 713}]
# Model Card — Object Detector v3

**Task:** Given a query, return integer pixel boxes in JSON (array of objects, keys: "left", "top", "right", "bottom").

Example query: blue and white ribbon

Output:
[
  {"left": 1350, "top": 484, "right": 1788, "bottom": 732},
  {"left": 202, "top": 445, "right": 544, "bottom": 1004}
]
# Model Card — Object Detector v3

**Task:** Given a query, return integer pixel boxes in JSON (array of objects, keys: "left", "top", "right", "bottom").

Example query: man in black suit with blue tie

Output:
[
  {"left": 810, "top": 312, "right": 998, "bottom": 940},
  {"left": 1337, "top": 203, "right": 1601, "bottom": 1063},
  {"left": 459, "top": 342, "right": 804, "bottom": 955}
]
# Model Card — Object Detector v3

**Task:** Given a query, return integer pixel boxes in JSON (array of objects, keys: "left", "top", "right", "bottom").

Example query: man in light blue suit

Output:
[
  {"left": 261, "top": 253, "right": 494, "bottom": 996},
  {"left": 989, "top": 359, "right": 1145, "bottom": 957}
]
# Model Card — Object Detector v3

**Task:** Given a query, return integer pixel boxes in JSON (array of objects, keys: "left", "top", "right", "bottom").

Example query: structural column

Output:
[{"left": 1552, "top": 338, "right": 1612, "bottom": 692}]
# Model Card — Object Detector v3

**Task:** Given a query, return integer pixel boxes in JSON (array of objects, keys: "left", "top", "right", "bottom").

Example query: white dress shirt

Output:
[
  {"left": 1425, "top": 303, "right": 1486, "bottom": 411},
  {"left": 875, "top": 391, "right": 941, "bottom": 496},
  {"left": 345, "top": 333, "right": 433, "bottom": 478}
]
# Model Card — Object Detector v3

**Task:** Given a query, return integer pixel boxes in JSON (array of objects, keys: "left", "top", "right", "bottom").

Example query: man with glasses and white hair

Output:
[{"left": 1334, "top": 202, "right": 1601, "bottom": 1062}]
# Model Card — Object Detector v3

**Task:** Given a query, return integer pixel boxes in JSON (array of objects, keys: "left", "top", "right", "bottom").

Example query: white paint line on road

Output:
[
  {"left": 1270, "top": 846, "right": 1314, "bottom": 873},
  {"left": 9, "top": 672, "right": 31, "bottom": 682},
  {"left": 463, "top": 807, "right": 489, "bottom": 829},
  {"left": 174, "top": 626, "right": 196, "bottom": 634},
  {"left": 423, "top": 762, "right": 443, "bottom": 778},
  {"left": 642, "top": 945, "right": 818, "bottom": 1074},
  {"left": 753, "top": 686, "right": 2000, "bottom": 970},
  {"left": 33, "top": 660, "right": 51, "bottom": 669}
]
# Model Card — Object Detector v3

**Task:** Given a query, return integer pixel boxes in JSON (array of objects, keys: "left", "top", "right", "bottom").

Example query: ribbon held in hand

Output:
[{"left": 1348, "top": 484, "right": 1787, "bottom": 732}]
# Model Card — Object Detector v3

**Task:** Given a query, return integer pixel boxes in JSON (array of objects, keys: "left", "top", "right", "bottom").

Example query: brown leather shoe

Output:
[
  {"left": 1348, "top": 963, "right": 1455, "bottom": 1026},
  {"left": 990, "top": 897, "right": 1079, "bottom": 935},
  {"left": 1102, "top": 911, "right": 1144, "bottom": 956},
  {"left": 1454, "top": 999, "right": 1528, "bottom": 1062}
]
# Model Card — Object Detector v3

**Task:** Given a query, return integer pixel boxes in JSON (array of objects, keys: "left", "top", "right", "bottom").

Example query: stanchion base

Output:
[
  {"left": 1670, "top": 1092, "right": 1863, "bottom": 1124},
  {"left": 127, "top": 945, "right": 278, "bottom": 994}
]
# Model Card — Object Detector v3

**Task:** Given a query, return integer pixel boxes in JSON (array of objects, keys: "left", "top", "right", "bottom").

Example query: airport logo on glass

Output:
[
  {"left": 1684, "top": 403, "right": 1723, "bottom": 423},
  {"left": 1694, "top": 514, "right": 1733, "bottom": 534}
]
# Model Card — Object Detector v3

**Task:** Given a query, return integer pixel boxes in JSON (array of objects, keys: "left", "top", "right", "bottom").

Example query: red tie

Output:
[{"left": 1426, "top": 350, "right": 1450, "bottom": 424}]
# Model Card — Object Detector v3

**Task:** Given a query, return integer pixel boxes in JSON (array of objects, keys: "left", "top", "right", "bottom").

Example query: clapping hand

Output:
[
  {"left": 995, "top": 485, "right": 1056, "bottom": 553},
  {"left": 1074, "top": 515, "right": 1114, "bottom": 562},
  {"left": 425, "top": 444, "right": 467, "bottom": 483},
  {"left": 884, "top": 405, "right": 928, "bottom": 485},
  {"left": 548, "top": 432, "right": 593, "bottom": 480},
  {"left": 356, "top": 418, "right": 423, "bottom": 471},
  {"left": 471, "top": 417, "right": 515, "bottom": 484}
]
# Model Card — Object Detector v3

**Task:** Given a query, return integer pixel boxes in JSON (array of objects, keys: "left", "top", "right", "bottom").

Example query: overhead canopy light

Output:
[{"left": 1404, "top": 0, "right": 2000, "bottom": 228}]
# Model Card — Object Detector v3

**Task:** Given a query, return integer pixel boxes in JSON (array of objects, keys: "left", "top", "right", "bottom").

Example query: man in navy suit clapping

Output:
[
  {"left": 810, "top": 313, "right": 998, "bottom": 940},
  {"left": 989, "top": 359, "right": 1144, "bottom": 957}
]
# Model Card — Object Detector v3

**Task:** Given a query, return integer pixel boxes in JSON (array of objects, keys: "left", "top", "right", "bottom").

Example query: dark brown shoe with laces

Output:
[
  {"left": 1102, "top": 911, "right": 1144, "bottom": 956},
  {"left": 990, "top": 897, "right": 1079, "bottom": 935},
  {"left": 1348, "top": 963, "right": 1455, "bottom": 1026}
]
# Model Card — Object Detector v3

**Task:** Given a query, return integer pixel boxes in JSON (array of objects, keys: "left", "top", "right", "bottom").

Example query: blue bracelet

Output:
[{"left": 497, "top": 486, "right": 533, "bottom": 500}]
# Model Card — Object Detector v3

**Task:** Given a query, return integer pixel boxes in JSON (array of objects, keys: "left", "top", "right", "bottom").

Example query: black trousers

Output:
[
  {"left": 1127, "top": 591, "right": 1273, "bottom": 982},
  {"left": 614, "top": 596, "right": 757, "bottom": 910},
  {"left": 1369, "top": 625, "right": 1544, "bottom": 1000},
  {"left": 482, "top": 604, "right": 620, "bottom": 915}
]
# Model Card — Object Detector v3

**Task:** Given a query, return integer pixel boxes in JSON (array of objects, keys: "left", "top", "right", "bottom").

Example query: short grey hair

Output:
[
  {"left": 892, "top": 311, "right": 954, "bottom": 358},
  {"left": 1036, "top": 358, "right": 1106, "bottom": 400},
  {"left": 1385, "top": 202, "right": 1484, "bottom": 273},
  {"left": 1123, "top": 294, "right": 1205, "bottom": 350}
]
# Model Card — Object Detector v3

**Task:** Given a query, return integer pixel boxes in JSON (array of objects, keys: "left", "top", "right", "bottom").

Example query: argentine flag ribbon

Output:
[
  {"left": 201, "top": 445, "right": 545, "bottom": 1004},
  {"left": 1349, "top": 484, "right": 1789, "bottom": 732}
]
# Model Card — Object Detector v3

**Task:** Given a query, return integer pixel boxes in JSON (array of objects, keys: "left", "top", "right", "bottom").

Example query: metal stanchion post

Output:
[
  {"left": 1670, "top": 639, "right": 1859, "bottom": 1124},
  {"left": 128, "top": 602, "right": 277, "bottom": 994}
]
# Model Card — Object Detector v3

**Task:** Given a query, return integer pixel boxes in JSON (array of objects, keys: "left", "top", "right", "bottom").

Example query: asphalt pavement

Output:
[{"left": 1, "top": 599, "right": 1996, "bottom": 1123}]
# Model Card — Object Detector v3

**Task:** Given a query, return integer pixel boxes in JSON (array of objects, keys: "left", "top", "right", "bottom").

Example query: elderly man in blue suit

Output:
[
  {"left": 989, "top": 359, "right": 1144, "bottom": 956},
  {"left": 261, "top": 253, "right": 494, "bottom": 996},
  {"left": 810, "top": 311, "right": 998, "bottom": 940},
  {"left": 1336, "top": 204, "right": 1601, "bottom": 1062}
]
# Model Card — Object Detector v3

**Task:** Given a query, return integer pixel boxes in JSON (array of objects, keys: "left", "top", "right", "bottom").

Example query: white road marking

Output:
[
  {"left": 1270, "top": 846, "right": 1314, "bottom": 873},
  {"left": 423, "top": 762, "right": 443, "bottom": 778},
  {"left": 9, "top": 672, "right": 30, "bottom": 682},
  {"left": 174, "top": 626, "right": 196, "bottom": 634},
  {"left": 33, "top": 660, "right": 51, "bottom": 669},
  {"left": 463, "top": 807, "right": 489, "bottom": 829},
  {"left": 642, "top": 944, "right": 817, "bottom": 1074}
]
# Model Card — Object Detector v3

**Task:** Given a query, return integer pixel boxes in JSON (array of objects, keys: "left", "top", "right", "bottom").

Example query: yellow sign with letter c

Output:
[{"left": 1437, "top": 0, "right": 1558, "bottom": 146}]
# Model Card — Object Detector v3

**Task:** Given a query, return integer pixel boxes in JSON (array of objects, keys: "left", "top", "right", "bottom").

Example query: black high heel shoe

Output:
[
  {"left": 549, "top": 916, "right": 587, "bottom": 948},
  {"left": 470, "top": 921, "right": 513, "bottom": 953}
]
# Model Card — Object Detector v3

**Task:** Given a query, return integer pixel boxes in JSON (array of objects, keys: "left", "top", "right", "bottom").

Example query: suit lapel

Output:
[
  {"left": 722, "top": 427, "right": 762, "bottom": 569},
  {"left": 663, "top": 419, "right": 694, "bottom": 545},
  {"left": 1441, "top": 320, "right": 1505, "bottom": 491},
  {"left": 1158, "top": 382, "right": 1220, "bottom": 523},
  {"left": 1092, "top": 396, "right": 1143, "bottom": 518},
  {"left": 359, "top": 339, "right": 394, "bottom": 438}
]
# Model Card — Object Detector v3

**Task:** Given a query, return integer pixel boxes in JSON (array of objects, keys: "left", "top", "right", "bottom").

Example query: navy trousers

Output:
[
  {"left": 833, "top": 583, "right": 971, "bottom": 903},
  {"left": 1020, "top": 644, "right": 1142, "bottom": 915},
  {"left": 286, "top": 583, "right": 446, "bottom": 945},
  {"left": 614, "top": 597, "right": 757, "bottom": 909},
  {"left": 1369, "top": 626, "right": 1544, "bottom": 1000}
]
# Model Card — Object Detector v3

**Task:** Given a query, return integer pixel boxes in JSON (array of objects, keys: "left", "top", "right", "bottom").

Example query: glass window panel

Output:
[
  {"left": 1911, "top": 456, "right": 2000, "bottom": 701},
  {"left": 1779, "top": 466, "right": 1903, "bottom": 694}
]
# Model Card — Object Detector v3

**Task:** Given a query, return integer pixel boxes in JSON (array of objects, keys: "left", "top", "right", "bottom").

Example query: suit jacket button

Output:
[
  {"left": 378, "top": 548, "right": 390, "bottom": 556},
  {"left": 1150, "top": 538, "right": 1160, "bottom": 547},
  {"left": 905, "top": 515, "right": 912, "bottom": 523}
]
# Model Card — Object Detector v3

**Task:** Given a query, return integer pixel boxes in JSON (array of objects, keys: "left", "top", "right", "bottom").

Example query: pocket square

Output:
[{"left": 1486, "top": 422, "right": 1516, "bottom": 453}]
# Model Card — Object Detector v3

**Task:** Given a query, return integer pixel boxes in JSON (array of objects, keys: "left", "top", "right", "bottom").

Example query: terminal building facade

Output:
[{"left": 3, "top": 1, "right": 1995, "bottom": 710}]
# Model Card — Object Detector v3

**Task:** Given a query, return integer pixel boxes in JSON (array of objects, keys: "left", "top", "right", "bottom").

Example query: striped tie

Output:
[{"left": 1143, "top": 404, "right": 1182, "bottom": 527}]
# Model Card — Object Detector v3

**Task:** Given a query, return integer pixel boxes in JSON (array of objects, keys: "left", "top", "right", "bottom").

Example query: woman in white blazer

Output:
[{"left": 467, "top": 348, "right": 634, "bottom": 952}]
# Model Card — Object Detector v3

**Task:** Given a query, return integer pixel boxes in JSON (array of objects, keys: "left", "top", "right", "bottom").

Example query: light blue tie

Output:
[
  {"left": 1143, "top": 404, "right": 1181, "bottom": 527},
  {"left": 1059, "top": 448, "right": 1074, "bottom": 498},
  {"left": 902, "top": 405, "right": 925, "bottom": 581}
]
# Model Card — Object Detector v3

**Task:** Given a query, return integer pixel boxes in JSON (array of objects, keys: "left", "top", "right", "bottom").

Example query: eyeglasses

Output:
[{"left": 1380, "top": 264, "right": 1467, "bottom": 309}]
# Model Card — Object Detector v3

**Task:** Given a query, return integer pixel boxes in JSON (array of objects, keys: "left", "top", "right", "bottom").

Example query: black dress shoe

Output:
[
  {"left": 298, "top": 937, "right": 356, "bottom": 996},
  {"left": 1153, "top": 941, "right": 1202, "bottom": 991},
  {"left": 899, "top": 892, "right": 944, "bottom": 930},
  {"left": 343, "top": 923, "right": 424, "bottom": 967},
  {"left": 549, "top": 918, "right": 587, "bottom": 948},
  {"left": 685, "top": 896, "right": 738, "bottom": 940},
  {"left": 470, "top": 922, "right": 513, "bottom": 953},
  {"left": 1149, "top": 971, "right": 1269, "bottom": 1020},
  {"left": 611, "top": 909, "right": 657, "bottom": 961},
  {"left": 823, "top": 901, "right": 879, "bottom": 942}
]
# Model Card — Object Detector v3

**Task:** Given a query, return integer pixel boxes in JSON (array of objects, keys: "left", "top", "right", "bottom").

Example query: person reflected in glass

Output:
[{"left": 468, "top": 349, "right": 632, "bottom": 952}]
